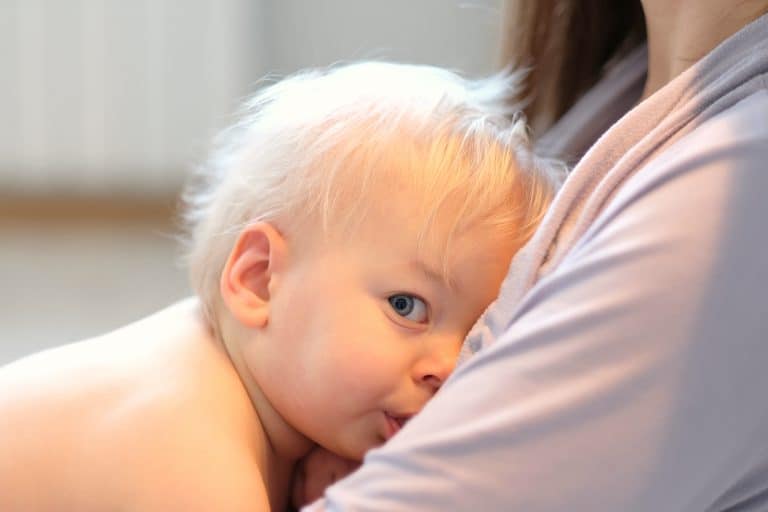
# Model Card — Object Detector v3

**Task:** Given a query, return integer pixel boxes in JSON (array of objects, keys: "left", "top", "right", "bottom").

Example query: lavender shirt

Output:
[{"left": 305, "top": 14, "right": 768, "bottom": 511}]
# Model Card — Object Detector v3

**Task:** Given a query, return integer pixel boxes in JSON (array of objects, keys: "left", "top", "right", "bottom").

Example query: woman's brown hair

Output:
[{"left": 500, "top": 0, "right": 646, "bottom": 134}]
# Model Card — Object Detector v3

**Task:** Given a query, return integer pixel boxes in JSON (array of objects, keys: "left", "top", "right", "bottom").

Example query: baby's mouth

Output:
[{"left": 384, "top": 411, "right": 413, "bottom": 439}]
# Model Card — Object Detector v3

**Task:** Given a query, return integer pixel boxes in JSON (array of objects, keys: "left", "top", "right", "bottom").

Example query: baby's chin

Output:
[
  {"left": 333, "top": 443, "right": 371, "bottom": 463},
  {"left": 302, "top": 415, "right": 395, "bottom": 461},
  {"left": 323, "top": 434, "right": 382, "bottom": 462}
]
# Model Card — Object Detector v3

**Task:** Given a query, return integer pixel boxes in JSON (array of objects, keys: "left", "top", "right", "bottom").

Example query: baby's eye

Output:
[{"left": 388, "top": 294, "right": 428, "bottom": 323}]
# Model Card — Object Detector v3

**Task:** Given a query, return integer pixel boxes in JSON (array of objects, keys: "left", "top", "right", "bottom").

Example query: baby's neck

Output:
[
  {"left": 208, "top": 304, "right": 315, "bottom": 458},
  {"left": 189, "top": 299, "right": 312, "bottom": 509}
]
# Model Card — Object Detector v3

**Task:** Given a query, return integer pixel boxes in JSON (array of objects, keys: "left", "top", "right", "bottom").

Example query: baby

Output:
[{"left": 0, "top": 62, "right": 562, "bottom": 511}]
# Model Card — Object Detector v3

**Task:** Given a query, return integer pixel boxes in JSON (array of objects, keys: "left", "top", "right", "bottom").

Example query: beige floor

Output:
[{"left": 0, "top": 198, "right": 191, "bottom": 364}]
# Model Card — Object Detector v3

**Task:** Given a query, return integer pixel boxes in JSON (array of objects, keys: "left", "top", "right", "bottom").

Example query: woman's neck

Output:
[{"left": 640, "top": 0, "right": 768, "bottom": 99}]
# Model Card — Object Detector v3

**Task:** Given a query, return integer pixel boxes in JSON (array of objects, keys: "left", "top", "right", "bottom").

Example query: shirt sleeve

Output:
[{"left": 303, "top": 106, "right": 768, "bottom": 511}]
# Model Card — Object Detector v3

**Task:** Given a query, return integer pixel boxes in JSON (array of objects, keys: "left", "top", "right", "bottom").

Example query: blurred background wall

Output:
[{"left": 0, "top": 0, "right": 504, "bottom": 363}]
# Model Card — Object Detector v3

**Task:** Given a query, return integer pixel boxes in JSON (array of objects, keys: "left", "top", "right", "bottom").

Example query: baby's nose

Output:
[
  {"left": 420, "top": 373, "right": 445, "bottom": 393},
  {"left": 414, "top": 340, "right": 461, "bottom": 393}
]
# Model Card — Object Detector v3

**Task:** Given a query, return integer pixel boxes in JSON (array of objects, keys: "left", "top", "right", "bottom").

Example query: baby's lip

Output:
[{"left": 383, "top": 411, "right": 414, "bottom": 439}]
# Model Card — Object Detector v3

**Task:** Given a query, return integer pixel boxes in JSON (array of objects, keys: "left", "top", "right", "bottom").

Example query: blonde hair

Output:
[
  {"left": 500, "top": 0, "right": 646, "bottom": 134},
  {"left": 182, "top": 61, "right": 565, "bottom": 321}
]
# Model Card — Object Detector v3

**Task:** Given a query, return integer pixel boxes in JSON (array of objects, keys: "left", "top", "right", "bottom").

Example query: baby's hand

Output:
[{"left": 291, "top": 446, "right": 360, "bottom": 508}]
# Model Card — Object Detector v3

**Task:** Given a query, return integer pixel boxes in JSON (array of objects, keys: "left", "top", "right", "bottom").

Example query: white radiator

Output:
[
  {"left": 0, "top": 0, "right": 503, "bottom": 198},
  {"left": 0, "top": 0, "right": 264, "bottom": 197}
]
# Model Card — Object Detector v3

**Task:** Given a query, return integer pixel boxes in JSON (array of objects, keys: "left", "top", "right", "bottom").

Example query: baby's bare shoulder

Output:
[
  {"left": 59, "top": 375, "right": 268, "bottom": 512},
  {"left": 123, "top": 444, "right": 271, "bottom": 511},
  {"left": 0, "top": 299, "right": 266, "bottom": 511}
]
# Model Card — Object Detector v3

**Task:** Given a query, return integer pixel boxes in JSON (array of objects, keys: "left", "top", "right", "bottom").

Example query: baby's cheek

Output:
[
  {"left": 344, "top": 350, "right": 404, "bottom": 399},
  {"left": 319, "top": 305, "right": 407, "bottom": 397}
]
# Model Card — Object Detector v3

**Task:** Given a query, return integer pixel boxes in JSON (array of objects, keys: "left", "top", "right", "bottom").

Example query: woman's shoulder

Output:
[
  {"left": 620, "top": 88, "right": 768, "bottom": 195},
  {"left": 677, "top": 88, "right": 768, "bottom": 148}
]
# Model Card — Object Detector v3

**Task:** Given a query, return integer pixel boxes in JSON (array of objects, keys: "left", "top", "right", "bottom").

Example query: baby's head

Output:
[{"left": 182, "top": 62, "right": 563, "bottom": 459}]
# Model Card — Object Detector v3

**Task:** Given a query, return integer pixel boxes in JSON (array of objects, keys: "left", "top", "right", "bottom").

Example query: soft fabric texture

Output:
[{"left": 305, "top": 14, "right": 768, "bottom": 511}]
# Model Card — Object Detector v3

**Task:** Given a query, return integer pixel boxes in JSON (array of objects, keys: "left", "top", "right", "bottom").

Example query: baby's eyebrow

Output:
[{"left": 410, "top": 259, "right": 458, "bottom": 292}]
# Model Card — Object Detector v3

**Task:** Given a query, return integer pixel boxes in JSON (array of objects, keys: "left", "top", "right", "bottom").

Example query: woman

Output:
[{"left": 303, "top": 1, "right": 768, "bottom": 509}]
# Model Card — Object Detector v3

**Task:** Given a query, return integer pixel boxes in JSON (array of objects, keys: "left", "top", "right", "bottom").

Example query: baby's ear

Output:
[{"left": 220, "top": 222, "right": 288, "bottom": 328}]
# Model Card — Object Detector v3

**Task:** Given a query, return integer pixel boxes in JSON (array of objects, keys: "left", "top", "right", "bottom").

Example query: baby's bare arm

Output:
[{"left": 292, "top": 446, "right": 360, "bottom": 509}]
